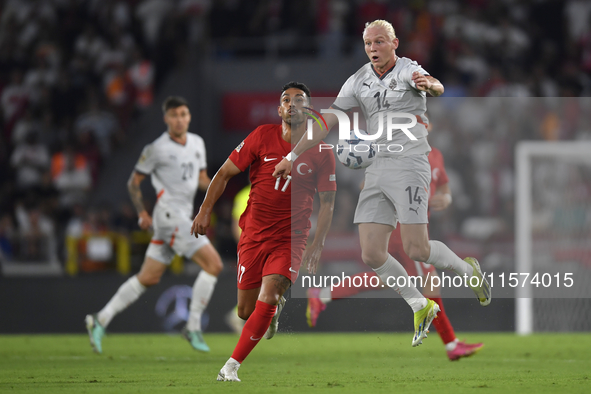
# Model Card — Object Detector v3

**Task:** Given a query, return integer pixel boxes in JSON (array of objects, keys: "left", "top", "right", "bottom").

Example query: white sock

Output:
[
  {"left": 319, "top": 287, "right": 331, "bottom": 304},
  {"left": 373, "top": 254, "right": 427, "bottom": 313},
  {"left": 445, "top": 338, "right": 459, "bottom": 351},
  {"left": 187, "top": 270, "right": 218, "bottom": 331},
  {"left": 97, "top": 276, "right": 146, "bottom": 327},
  {"left": 426, "top": 240, "right": 473, "bottom": 278}
]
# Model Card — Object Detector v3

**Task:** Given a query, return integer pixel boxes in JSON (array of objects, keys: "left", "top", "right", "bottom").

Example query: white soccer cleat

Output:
[
  {"left": 217, "top": 358, "right": 241, "bottom": 382},
  {"left": 264, "top": 296, "right": 286, "bottom": 340}
]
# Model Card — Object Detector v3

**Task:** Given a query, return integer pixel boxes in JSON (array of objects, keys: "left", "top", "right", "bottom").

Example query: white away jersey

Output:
[
  {"left": 333, "top": 57, "right": 431, "bottom": 156},
  {"left": 135, "top": 132, "right": 207, "bottom": 217}
]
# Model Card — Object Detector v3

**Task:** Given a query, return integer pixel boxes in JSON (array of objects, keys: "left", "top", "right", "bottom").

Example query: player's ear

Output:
[
  {"left": 277, "top": 105, "right": 282, "bottom": 118},
  {"left": 392, "top": 37, "right": 399, "bottom": 50}
]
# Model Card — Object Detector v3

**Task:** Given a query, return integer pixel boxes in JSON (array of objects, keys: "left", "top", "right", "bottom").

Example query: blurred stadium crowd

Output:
[
  {"left": 208, "top": 0, "right": 591, "bottom": 96},
  {"left": 0, "top": 0, "right": 193, "bottom": 264},
  {"left": 0, "top": 0, "right": 590, "bottom": 271}
]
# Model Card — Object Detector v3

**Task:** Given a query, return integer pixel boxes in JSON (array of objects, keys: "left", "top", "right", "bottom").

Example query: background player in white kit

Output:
[
  {"left": 274, "top": 20, "right": 491, "bottom": 347},
  {"left": 85, "top": 96, "right": 223, "bottom": 354}
]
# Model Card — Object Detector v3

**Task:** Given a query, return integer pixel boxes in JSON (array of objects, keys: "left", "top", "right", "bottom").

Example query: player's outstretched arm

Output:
[
  {"left": 191, "top": 159, "right": 241, "bottom": 237},
  {"left": 272, "top": 112, "right": 339, "bottom": 179},
  {"left": 411, "top": 72, "right": 444, "bottom": 97},
  {"left": 303, "top": 191, "right": 336, "bottom": 274},
  {"left": 127, "top": 171, "right": 152, "bottom": 230}
]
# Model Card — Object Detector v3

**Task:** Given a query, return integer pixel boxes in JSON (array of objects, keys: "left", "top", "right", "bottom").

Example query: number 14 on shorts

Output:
[{"left": 405, "top": 186, "right": 424, "bottom": 205}]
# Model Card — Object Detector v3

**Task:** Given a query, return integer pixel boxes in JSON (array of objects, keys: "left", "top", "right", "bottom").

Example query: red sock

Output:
[
  {"left": 332, "top": 272, "right": 378, "bottom": 299},
  {"left": 231, "top": 300, "right": 276, "bottom": 363},
  {"left": 429, "top": 297, "right": 456, "bottom": 344}
]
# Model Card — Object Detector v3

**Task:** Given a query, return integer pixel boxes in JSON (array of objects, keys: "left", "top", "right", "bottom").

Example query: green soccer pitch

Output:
[{"left": 1, "top": 333, "right": 590, "bottom": 393}]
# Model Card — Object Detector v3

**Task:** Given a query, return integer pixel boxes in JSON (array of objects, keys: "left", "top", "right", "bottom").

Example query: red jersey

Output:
[
  {"left": 229, "top": 124, "right": 336, "bottom": 242},
  {"left": 428, "top": 147, "right": 449, "bottom": 200}
]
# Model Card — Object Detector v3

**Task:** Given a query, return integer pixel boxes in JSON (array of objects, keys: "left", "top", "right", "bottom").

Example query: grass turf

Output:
[{"left": 0, "top": 333, "right": 590, "bottom": 393}]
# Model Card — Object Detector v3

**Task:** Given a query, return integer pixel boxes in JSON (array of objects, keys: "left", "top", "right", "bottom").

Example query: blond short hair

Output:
[{"left": 364, "top": 20, "right": 396, "bottom": 41}]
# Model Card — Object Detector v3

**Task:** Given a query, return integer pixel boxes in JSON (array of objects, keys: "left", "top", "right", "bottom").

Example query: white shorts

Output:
[
  {"left": 146, "top": 205, "right": 210, "bottom": 264},
  {"left": 354, "top": 154, "right": 430, "bottom": 226}
]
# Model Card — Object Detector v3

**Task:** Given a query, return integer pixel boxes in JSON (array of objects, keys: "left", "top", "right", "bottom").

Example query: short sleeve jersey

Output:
[
  {"left": 229, "top": 124, "right": 336, "bottom": 242},
  {"left": 135, "top": 132, "right": 207, "bottom": 217},
  {"left": 333, "top": 57, "right": 431, "bottom": 156}
]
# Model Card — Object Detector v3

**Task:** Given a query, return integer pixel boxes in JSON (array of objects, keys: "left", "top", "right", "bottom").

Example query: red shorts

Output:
[
  {"left": 388, "top": 228, "right": 436, "bottom": 278},
  {"left": 236, "top": 234, "right": 307, "bottom": 290}
]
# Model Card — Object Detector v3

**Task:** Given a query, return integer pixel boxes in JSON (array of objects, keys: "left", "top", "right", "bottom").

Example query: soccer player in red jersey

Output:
[
  {"left": 191, "top": 82, "right": 336, "bottom": 382},
  {"left": 307, "top": 143, "right": 484, "bottom": 361}
]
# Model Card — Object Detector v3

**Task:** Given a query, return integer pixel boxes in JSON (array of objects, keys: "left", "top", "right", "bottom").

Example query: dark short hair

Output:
[
  {"left": 162, "top": 96, "right": 189, "bottom": 114},
  {"left": 281, "top": 81, "right": 312, "bottom": 102}
]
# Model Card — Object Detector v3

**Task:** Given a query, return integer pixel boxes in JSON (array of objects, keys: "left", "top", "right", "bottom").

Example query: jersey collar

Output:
[
  {"left": 371, "top": 57, "right": 397, "bottom": 80},
  {"left": 168, "top": 133, "right": 187, "bottom": 146}
]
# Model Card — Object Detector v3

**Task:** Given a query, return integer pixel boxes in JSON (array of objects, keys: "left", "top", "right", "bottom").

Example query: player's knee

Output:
[
  {"left": 210, "top": 257, "right": 223, "bottom": 276},
  {"left": 407, "top": 249, "right": 429, "bottom": 262},
  {"left": 361, "top": 250, "right": 387, "bottom": 268},
  {"left": 404, "top": 243, "right": 430, "bottom": 263},
  {"left": 202, "top": 257, "right": 223, "bottom": 276},
  {"left": 237, "top": 305, "right": 253, "bottom": 320},
  {"left": 258, "top": 291, "right": 281, "bottom": 305},
  {"left": 137, "top": 273, "right": 160, "bottom": 287},
  {"left": 193, "top": 249, "right": 223, "bottom": 276}
]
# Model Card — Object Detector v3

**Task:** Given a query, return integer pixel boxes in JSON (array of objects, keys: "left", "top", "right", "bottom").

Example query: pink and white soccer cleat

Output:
[
  {"left": 306, "top": 288, "right": 327, "bottom": 328},
  {"left": 447, "top": 340, "right": 484, "bottom": 361}
]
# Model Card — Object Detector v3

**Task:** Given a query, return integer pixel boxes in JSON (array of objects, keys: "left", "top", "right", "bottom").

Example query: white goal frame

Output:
[{"left": 515, "top": 141, "right": 591, "bottom": 334}]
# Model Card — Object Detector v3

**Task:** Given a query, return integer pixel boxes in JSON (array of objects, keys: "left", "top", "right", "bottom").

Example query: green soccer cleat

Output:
[
  {"left": 85, "top": 314, "right": 105, "bottom": 354},
  {"left": 464, "top": 257, "right": 492, "bottom": 306},
  {"left": 412, "top": 299, "right": 440, "bottom": 347},
  {"left": 264, "top": 296, "right": 286, "bottom": 340},
  {"left": 182, "top": 327, "right": 210, "bottom": 352}
]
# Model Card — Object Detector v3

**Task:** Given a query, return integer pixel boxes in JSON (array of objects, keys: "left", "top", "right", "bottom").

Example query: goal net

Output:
[{"left": 515, "top": 141, "right": 591, "bottom": 333}]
